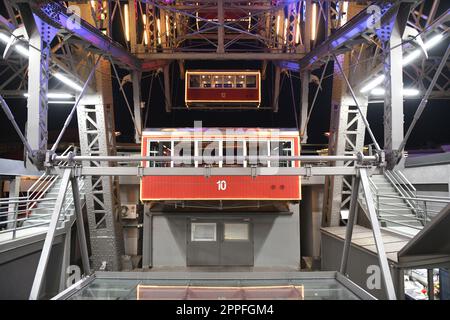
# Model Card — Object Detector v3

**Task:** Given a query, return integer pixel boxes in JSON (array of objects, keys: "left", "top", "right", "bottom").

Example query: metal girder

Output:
[
  {"left": 137, "top": 52, "right": 305, "bottom": 60},
  {"left": 67, "top": 165, "right": 377, "bottom": 177},
  {"left": 132, "top": 71, "right": 143, "bottom": 143},
  {"left": 163, "top": 63, "right": 172, "bottom": 112},
  {"left": 17, "top": 3, "right": 57, "bottom": 169},
  {"left": 77, "top": 94, "right": 124, "bottom": 271},
  {"left": 13, "top": 0, "right": 141, "bottom": 70},
  {"left": 280, "top": 0, "right": 409, "bottom": 72},
  {"left": 380, "top": 3, "right": 412, "bottom": 161},
  {"left": 272, "top": 66, "right": 281, "bottom": 112}
]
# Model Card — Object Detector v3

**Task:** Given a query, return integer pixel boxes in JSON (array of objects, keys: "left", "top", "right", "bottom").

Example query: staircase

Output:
[
  {"left": 368, "top": 172, "right": 423, "bottom": 238},
  {"left": 22, "top": 175, "right": 85, "bottom": 230},
  {"left": 0, "top": 146, "right": 85, "bottom": 243}
]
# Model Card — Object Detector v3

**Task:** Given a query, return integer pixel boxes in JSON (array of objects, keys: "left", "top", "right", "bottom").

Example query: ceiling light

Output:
[
  {"left": 360, "top": 74, "right": 385, "bottom": 93},
  {"left": 370, "top": 87, "right": 420, "bottom": 97},
  {"left": 54, "top": 73, "right": 83, "bottom": 92},
  {"left": 403, "top": 33, "right": 444, "bottom": 66},
  {"left": 24, "top": 93, "right": 75, "bottom": 99}
]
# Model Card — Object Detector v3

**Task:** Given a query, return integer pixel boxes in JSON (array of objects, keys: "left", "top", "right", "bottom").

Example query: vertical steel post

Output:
[
  {"left": 217, "top": 0, "right": 225, "bottom": 54},
  {"left": 340, "top": 175, "right": 360, "bottom": 274},
  {"left": 71, "top": 177, "right": 91, "bottom": 275},
  {"left": 360, "top": 168, "right": 397, "bottom": 300},
  {"left": 7, "top": 176, "right": 20, "bottom": 230},
  {"left": 300, "top": 71, "right": 309, "bottom": 143},
  {"left": 163, "top": 64, "right": 172, "bottom": 112},
  {"left": 59, "top": 228, "right": 71, "bottom": 292},
  {"left": 29, "top": 169, "right": 71, "bottom": 300},
  {"left": 132, "top": 71, "right": 142, "bottom": 143},
  {"left": 273, "top": 66, "right": 281, "bottom": 112},
  {"left": 428, "top": 269, "right": 435, "bottom": 300}
]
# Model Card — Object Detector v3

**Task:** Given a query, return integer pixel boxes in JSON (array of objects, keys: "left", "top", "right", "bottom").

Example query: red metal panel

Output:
[
  {"left": 187, "top": 88, "right": 259, "bottom": 102},
  {"left": 141, "top": 175, "right": 300, "bottom": 200}
]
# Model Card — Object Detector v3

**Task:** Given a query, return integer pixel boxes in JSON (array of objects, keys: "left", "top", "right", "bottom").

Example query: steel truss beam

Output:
[{"left": 13, "top": 0, "right": 141, "bottom": 70}]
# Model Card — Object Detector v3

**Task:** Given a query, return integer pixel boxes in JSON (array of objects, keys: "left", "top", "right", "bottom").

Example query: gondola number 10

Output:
[{"left": 216, "top": 180, "right": 227, "bottom": 191}]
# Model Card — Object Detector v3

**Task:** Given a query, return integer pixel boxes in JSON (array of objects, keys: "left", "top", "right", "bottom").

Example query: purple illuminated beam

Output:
[
  {"left": 278, "top": 1, "right": 400, "bottom": 72},
  {"left": 21, "top": 1, "right": 141, "bottom": 70}
]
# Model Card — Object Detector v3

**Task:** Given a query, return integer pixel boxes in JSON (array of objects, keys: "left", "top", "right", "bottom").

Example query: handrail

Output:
[
  {"left": 0, "top": 165, "right": 85, "bottom": 241},
  {"left": 384, "top": 171, "right": 420, "bottom": 218},
  {"left": 377, "top": 194, "right": 450, "bottom": 203}
]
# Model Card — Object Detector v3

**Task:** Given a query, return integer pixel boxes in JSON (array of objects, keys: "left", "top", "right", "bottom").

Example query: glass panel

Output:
[
  {"left": 270, "top": 140, "right": 293, "bottom": 167},
  {"left": 173, "top": 141, "right": 194, "bottom": 167},
  {"left": 189, "top": 75, "right": 201, "bottom": 88},
  {"left": 222, "top": 140, "right": 244, "bottom": 167},
  {"left": 247, "top": 140, "right": 268, "bottom": 167},
  {"left": 200, "top": 140, "right": 220, "bottom": 167},
  {"left": 64, "top": 276, "right": 364, "bottom": 300},
  {"left": 201, "top": 75, "right": 211, "bottom": 88},
  {"left": 148, "top": 141, "right": 171, "bottom": 167},
  {"left": 223, "top": 75, "right": 235, "bottom": 88},
  {"left": 224, "top": 223, "right": 249, "bottom": 240},
  {"left": 212, "top": 75, "right": 224, "bottom": 88},
  {"left": 236, "top": 75, "right": 245, "bottom": 88},
  {"left": 246, "top": 75, "right": 257, "bottom": 88},
  {"left": 191, "top": 223, "right": 216, "bottom": 241}
]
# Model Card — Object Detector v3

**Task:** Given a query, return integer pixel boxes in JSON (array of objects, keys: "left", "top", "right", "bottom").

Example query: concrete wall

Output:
[
  {"left": 0, "top": 234, "right": 65, "bottom": 299},
  {"left": 321, "top": 232, "right": 402, "bottom": 300},
  {"left": 300, "top": 186, "right": 323, "bottom": 258},
  {"left": 147, "top": 204, "right": 301, "bottom": 269}
]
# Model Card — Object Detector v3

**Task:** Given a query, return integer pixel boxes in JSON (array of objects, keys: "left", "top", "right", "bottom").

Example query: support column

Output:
[
  {"left": 7, "top": 176, "right": 20, "bottom": 230},
  {"left": 59, "top": 228, "right": 71, "bottom": 292},
  {"left": 273, "top": 66, "right": 281, "bottom": 112},
  {"left": 340, "top": 175, "right": 360, "bottom": 274},
  {"left": 379, "top": 3, "right": 412, "bottom": 168},
  {"left": 76, "top": 4, "right": 124, "bottom": 271},
  {"left": 163, "top": 64, "right": 172, "bottom": 112},
  {"left": 132, "top": 71, "right": 142, "bottom": 143},
  {"left": 217, "top": 0, "right": 224, "bottom": 54},
  {"left": 142, "top": 205, "right": 152, "bottom": 269},
  {"left": 71, "top": 177, "right": 90, "bottom": 275},
  {"left": 300, "top": 71, "right": 309, "bottom": 142},
  {"left": 18, "top": 4, "right": 57, "bottom": 169}
]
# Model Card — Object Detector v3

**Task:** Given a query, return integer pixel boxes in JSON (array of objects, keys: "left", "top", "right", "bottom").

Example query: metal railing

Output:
[
  {"left": 364, "top": 170, "right": 449, "bottom": 237},
  {"left": 384, "top": 170, "right": 420, "bottom": 219},
  {"left": 376, "top": 193, "right": 450, "bottom": 227},
  {"left": 0, "top": 146, "right": 85, "bottom": 241}
]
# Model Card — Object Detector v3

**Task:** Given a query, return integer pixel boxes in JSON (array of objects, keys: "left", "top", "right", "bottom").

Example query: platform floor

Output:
[{"left": 321, "top": 225, "right": 411, "bottom": 263}]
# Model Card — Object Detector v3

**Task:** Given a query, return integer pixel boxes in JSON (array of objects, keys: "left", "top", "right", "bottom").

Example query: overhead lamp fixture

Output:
[
  {"left": 295, "top": 11, "right": 301, "bottom": 44},
  {"left": 370, "top": 87, "right": 420, "bottom": 97},
  {"left": 142, "top": 14, "right": 148, "bottom": 45},
  {"left": 360, "top": 74, "right": 385, "bottom": 93},
  {"left": 0, "top": 33, "right": 10, "bottom": 43},
  {"left": 124, "top": 4, "right": 130, "bottom": 42},
  {"left": 403, "top": 33, "right": 444, "bottom": 66},
  {"left": 13, "top": 44, "right": 29, "bottom": 57},
  {"left": 24, "top": 93, "right": 74, "bottom": 99},
  {"left": 54, "top": 73, "right": 83, "bottom": 92},
  {"left": 48, "top": 100, "right": 77, "bottom": 104},
  {"left": 156, "top": 18, "right": 162, "bottom": 45},
  {"left": 340, "top": 1, "right": 349, "bottom": 27},
  {"left": 0, "top": 32, "right": 29, "bottom": 57},
  {"left": 311, "top": 3, "right": 317, "bottom": 41}
]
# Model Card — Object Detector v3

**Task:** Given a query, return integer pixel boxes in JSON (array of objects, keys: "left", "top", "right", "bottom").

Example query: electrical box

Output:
[{"left": 121, "top": 204, "right": 138, "bottom": 219}]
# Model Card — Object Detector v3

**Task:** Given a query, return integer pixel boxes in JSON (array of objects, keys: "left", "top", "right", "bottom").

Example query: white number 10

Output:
[{"left": 216, "top": 180, "right": 227, "bottom": 191}]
